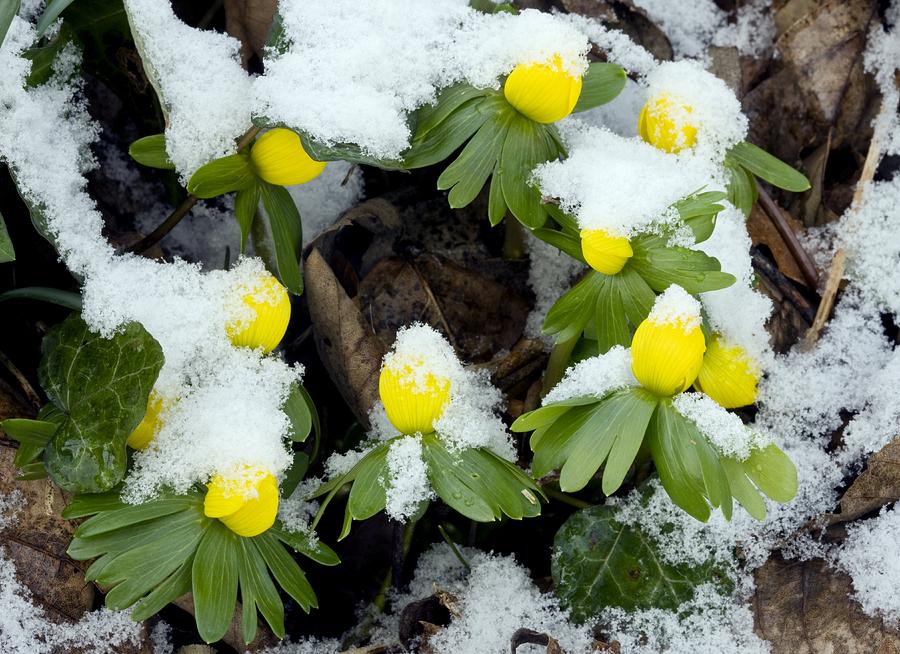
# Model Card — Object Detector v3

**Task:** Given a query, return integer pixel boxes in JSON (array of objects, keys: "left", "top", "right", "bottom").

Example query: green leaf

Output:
[
  {"left": 594, "top": 276, "right": 630, "bottom": 353},
  {"left": 62, "top": 491, "right": 126, "bottom": 519},
  {"left": 726, "top": 142, "right": 811, "bottom": 192},
  {"left": 259, "top": 182, "right": 303, "bottom": 295},
  {"left": 437, "top": 109, "right": 511, "bottom": 209},
  {"left": 38, "top": 314, "right": 164, "bottom": 493},
  {"left": 572, "top": 62, "right": 627, "bottom": 113},
  {"left": 721, "top": 457, "right": 766, "bottom": 520},
  {"left": 0, "top": 287, "right": 82, "bottom": 310},
  {"left": 238, "top": 537, "right": 285, "bottom": 641},
  {"left": 281, "top": 451, "right": 310, "bottom": 498},
  {"left": 543, "top": 272, "right": 603, "bottom": 342},
  {"left": 0, "top": 0, "right": 19, "bottom": 48},
  {"left": 128, "top": 134, "right": 175, "bottom": 170},
  {"left": 487, "top": 160, "right": 507, "bottom": 226},
  {"left": 617, "top": 266, "right": 656, "bottom": 327},
  {"left": 36, "top": 0, "right": 75, "bottom": 36},
  {"left": 271, "top": 526, "right": 340, "bottom": 567},
  {"left": 0, "top": 211, "right": 14, "bottom": 263},
  {"left": 741, "top": 444, "right": 798, "bottom": 503},
  {"left": 725, "top": 161, "right": 756, "bottom": 217},
  {"left": 414, "top": 84, "right": 491, "bottom": 142},
  {"left": 403, "top": 96, "right": 491, "bottom": 170},
  {"left": 500, "top": 114, "right": 555, "bottom": 228},
  {"left": 23, "top": 24, "right": 74, "bottom": 87},
  {"left": 347, "top": 445, "right": 389, "bottom": 522},
  {"left": 552, "top": 504, "right": 732, "bottom": 622},
  {"left": 673, "top": 191, "right": 726, "bottom": 243},
  {"left": 532, "top": 228, "right": 585, "bottom": 263},
  {"left": 630, "top": 237, "right": 736, "bottom": 294},
  {"left": 75, "top": 498, "right": 194, "bottom": 537},
  {"left": 253, "top": 532, "right": 317, "bottom": 611},
  {"left": 510, "top": 395, "right": 599, "bottom": 433},
  {"left": 1, "top": 419, "right": 57, "bottom": 448},
  {"left": 296, "top": 131, "right": 405, "bottom": 171},
  {"left": 234, "top": 184, "right": 260, "bottom": 254},
  {"left": 284, "top": 382, "right": 313, "bottom": 443},
  {"left": 192, "top": 523, "right": 240, "bottom": 643},
  {"left": 131, "top": 555, "right": 194, "bottom": 622},
  {"left": 186, "top": 154, "right": 256, "bottom": 199}
]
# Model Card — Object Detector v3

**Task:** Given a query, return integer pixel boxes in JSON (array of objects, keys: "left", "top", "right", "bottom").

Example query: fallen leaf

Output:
[
  {"left": 753, "top": 556, "right": 900, "bottom": 653},
  {"left": 560, "top": 0, "right": 673, "bottom": 61},
  {"left": 224, "top": 0, "right": 278, "bottom": 69},
  {"left": 747, "top": 203, "right": 807, "bottom": 285},
  {"left": 830, "top": 437, "right": 900, "bottom": 524}
]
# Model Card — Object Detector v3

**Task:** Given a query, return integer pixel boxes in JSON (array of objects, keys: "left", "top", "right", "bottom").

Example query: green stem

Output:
[
  {"left": 543, "top": 486, "right": 590, "bottom": 510},
  {"left": 503, "top": 218, "right": 526, "bottom": 260},
  {"left": 542, "top": 334, "right": 578, "bottom": 396},
  {"left": 438, "top": 524, "right": 471, "bottom": 571}
]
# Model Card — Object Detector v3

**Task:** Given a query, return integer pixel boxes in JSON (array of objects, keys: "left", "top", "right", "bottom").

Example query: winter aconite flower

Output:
[
  {"left": 631, "top": 285, "right": 706, "bottom": 396},
  {"left": 249, "top": 128, "right": 327, "bottom": 187},
  {"left": 204, "top": 466, "right": 279, "bottom": 537},
  {"left": 126, "top": 392, "right": 165, "bottom": 450},
  {"left": 227, "top": 271, "right": 291, "bottom": 353},
  {"left": 580, "top": 229, "right": 633, "bottom": 275},
  {"left": 694, "top": 335, "right": 760, "bottom": 408},
  {"left": 379, "top": 356, "right": 452, "bottom": 436},
  {"left": 504, "top": 55, "right": 582, "bottom": 124},
  {"left": 638, "top": 93, "right": 697, "bottom": 153}
]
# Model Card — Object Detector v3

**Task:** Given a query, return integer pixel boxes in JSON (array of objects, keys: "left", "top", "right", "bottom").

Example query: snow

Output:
[
  {"left": 277, "top": 479, "right": 321, "bottom": 541},
  {"left": 122, "top": 0, "right": 252, "bottom": 179},
  {"left": 836, "top": 506, "right": 900, "bottom": 625},
  {"left": 535, "top": 123, "right": 719, "bottom": 238},
  {"left": 149, "top": 621, "right": 172, "bottom": 654},
  {"left": 385, "top": 435, "right": 434, "bottom": 521},
  {"left": 543, "top": 345, "right": 636, "bottom": 404},
  {"left": 287, "top": 161, "right": 365, "bottom": 242},
  {"left": 524, "top": 232, "right": 585, "bottom": 342},
  {"left": 648, "top": 284, "right": 702, "bottom": 330},
  {"left": 672, "top": 392, "right": 770, "bottom": 460}
]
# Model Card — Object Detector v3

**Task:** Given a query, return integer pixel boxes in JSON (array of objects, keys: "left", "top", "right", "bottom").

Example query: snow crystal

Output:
[
  {"left": 564, "top": 13, "right": 658, "bottom": 76},
  {"left": 257, "top": 638, "right": 343, "bottom": 654},
  {"left": 0, "top": 20, "right": 299, "bottom": 503},
  {"left": 569, "top": 77, "right": 645, "bottom": 138},
  {"left": 122, "top": 0, "right": 252, "bottom": 179},
  {"left": 0, "top": 492, "right": 24, "bottom": 531},
  {"left": 673, "top": 392, "right": 769, "bottom": 460},
  {"left": 535, "top": 123, "right": 720, "bottom": 237},
  {"left": 149, "top": 621, "right": 172, "bottom": 654},
  {"left": 696, "top": 204, "right": 773, "bottom": 366},
  {"left": 524, "top": 232, "right": 585, "bottom": 342},
  {"left": 648, "top": 284, "right": 702, "bottom": 330},
  {"left": 385, "top": 435, "right": 434, "bottom": 522},
  {"left": 543, "top": 345, "right": 636, "bottom": 404},
  {"left": 277, "top": 479, "right": 321, "bottom": 540},
  {"left": 287, "top": 161, "right": 365, "bottom": 242},
  {"left": 863, "top": 3, "right": 900, "bottom": 157},
  {"left": 602, "top": 584, "right": 769, "bottom": 654},
  {"left": 836, "top": 506, "right": 900, "bottom": 625},
  {"left": 256, "top": 2, "right": 588, "bottom": 159}
]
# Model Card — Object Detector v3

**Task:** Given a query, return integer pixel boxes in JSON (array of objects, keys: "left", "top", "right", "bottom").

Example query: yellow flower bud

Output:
[
  {"left": 503, "top": 55, "right": 583, "bottom": 124},
  {"left": 126, "top": 392, "right": 166, "bottom": 450},
  {"left": 631, "top": 317, "right": 706, "bottom": 397},
  {"left": 379, "top": 359, "right": 451, "bottom": 435},
  {"left": 637, "top": 93, "right": 697, "bottom": 153},
  {"left": 694, "top": 336, "right": 760, "bottom": 409},
  {"left": 204, "top": 466, "right": 279, "bottom": 537},
  {"left": 226, "top": 271, "right": 291, "bottom": 353},
  {"left": 249, "top": 128, "right": 327, "bottom": 186},
  {"left": 580, "top": 229, "right": 633, "bottom": 275}
]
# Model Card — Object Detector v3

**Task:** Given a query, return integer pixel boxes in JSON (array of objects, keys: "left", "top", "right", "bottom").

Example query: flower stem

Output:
[{"left": 542, "top": 486, "right": 590, "bottom": 509}]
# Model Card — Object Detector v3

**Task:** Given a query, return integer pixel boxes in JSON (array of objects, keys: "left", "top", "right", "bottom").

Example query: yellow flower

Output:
[
  {"left": 204, "top": 466, "right": 279, "bottom": 537},
  {"left": 580, "top": 229, "right": 633, "bottom": 275},
  {"left": 226, "top": 271, "right": 291, "bottom": 353},
  {"left": 249, "top": 128, "right": 326, "bottom": 186},
  {"left": 694, "top": 335, "right": 760, "bottom": 408},
  {"left": 638, "top": 93, "right": 697, "bottom": 153},
  {"left": 379, "top": 359, "right": 451, "bottom": 435},
  {"left": 126, "top": 392, "right": 166, "bottom": 450},
  {"left": 631, "top": 316, "right": 706, "bottom": 397},
  {"left": 503, "top": 55, "right": 583, "bottom": 124}
]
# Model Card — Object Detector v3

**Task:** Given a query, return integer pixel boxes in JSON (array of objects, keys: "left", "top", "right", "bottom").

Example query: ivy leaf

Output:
[
  {"left": 552, "top": 504, "right": 733, "bottom": 622},
  {"left": 0, "top": 211, "right": 15, "bottom": 263},
  {"left": 38, "top": 314, "right": 164, "bottom": 493}
]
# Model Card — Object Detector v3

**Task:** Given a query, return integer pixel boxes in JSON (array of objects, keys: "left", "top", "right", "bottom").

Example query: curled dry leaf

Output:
[
  {"left": 224, "top": 0, "right": 278, "bottom": 68},
  {"left": 830, "top": 437, "right": 900, "bottom": 524},
  {"left": 753, "top": 556, "right": 900, "bottom": 653}
]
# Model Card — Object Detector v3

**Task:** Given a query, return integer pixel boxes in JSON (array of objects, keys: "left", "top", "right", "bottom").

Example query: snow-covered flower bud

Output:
[
  {"left": 580, "top": 229, "right": 633, "bottom": 275},
  {"left": 126, "top": 392, "right": 167, "bottom": 451},
  {"left": 226, "top": 271, "right": 291, "bottom": 354},
  {"left": 204, "top": 465, "right": 279, "bottom": 537},
  {"left": 694, "top": 335, "right": 760, "bottom": 409},
  {"left": 638, "top": 92, "right": 697, "bottom": 154},
  {"left": 379, "top": 357, "right": 451, "bottom": 436},
  {"left": 504, "top": 54, "right": 583, "bottom": 124}
]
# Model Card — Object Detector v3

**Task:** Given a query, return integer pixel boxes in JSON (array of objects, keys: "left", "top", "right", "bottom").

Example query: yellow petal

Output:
[
  {"left": 226, "top": 271, "right": 291, "bottom": 353},
  {"left": 580, "top": 229, "right": 633, "bottom": 275},
  {"left": 204, "top": 467, "right": 279, "bottom": 537},
  {"left": 637, "top": 93, "right": 697, "bottom": 154},
  {"left": 631, "top": 318, "right": 706, "bottom": 397},
  {"left": 694, "top": 336, "right": 760, "bottom": 409},
  {"left": 249, "top": 128, "right": 327, "bottom": 186},
  {"left": 126, "top": 392, "right": 166, "bottom": 450},
  {"left": 503, "top": 55, "right": 583, "bottom": 124},
  {"left": 379, "top": 362, "right": 451, "bottom": 435}
]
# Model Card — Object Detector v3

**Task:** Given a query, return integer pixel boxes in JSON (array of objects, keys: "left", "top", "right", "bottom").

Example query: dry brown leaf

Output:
[
  {"left": 560, "top": 0, "right": 673, "bottom": 61},
  {"left": 224, "top": 0, "right": 278, "bottom": 69},
  {"left": 753, "top": 556, "right": 900, "bottom": 653},
  {"left": 830, "top": 437, "right": 900, "bottom": 524},
  {"left": 304, "top": 248, "right": 386, "bottom": 428},
  {"left": 747, "top": 203, "right": 807, "bottom": 285}
]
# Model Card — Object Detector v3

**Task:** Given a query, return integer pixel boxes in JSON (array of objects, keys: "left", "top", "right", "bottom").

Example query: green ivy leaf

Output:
[
  {"left": 38, "top": 314, "right": 164, "bottom": 493},
  {"left": 0, "top": 212, "right": 14, "bottom": 263},
  {"left": 572, "top": 62, "right": 627, "bottom": 113},
  {"left": 726, "top": 141, "right": 811, "bottom": 192},
  {"left": 186, "top": 154, "right": 256, "bottom": 199},
  {"left": 128, "top": 134, "right": 175, "bottom": 170},
  {"left": 552, "top": 504, "right": 732, "bottom": 622}
]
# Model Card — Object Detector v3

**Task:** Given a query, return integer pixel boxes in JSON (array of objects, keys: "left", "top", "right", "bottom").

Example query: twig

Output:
[
  {"left": 801, "top": 249, "right": 845, "bottom": 351},
  {"left": 755, "top": 183, "right": 820, "bottom": 289},
  {"left": 410, "top": 260, "right": 457, "bottom": 350},
  {"left": 750, "top": 249, "right": 816, "bottom": 324},
  {"left": 0, "top": 350, "right": 41, "bottom": 410}
]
